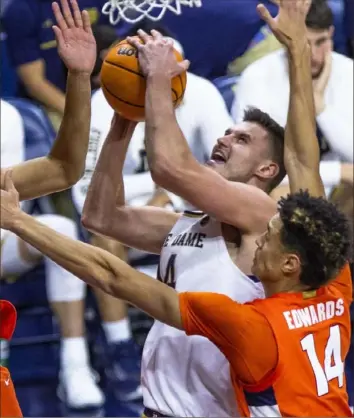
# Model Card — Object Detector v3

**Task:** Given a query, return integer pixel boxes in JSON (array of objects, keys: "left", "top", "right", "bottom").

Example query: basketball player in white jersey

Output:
[
  {"left": 0, "top": 0, "right": 104, "bottom": 410},
  {"left": 0, "top": 1, "right": 338, "bottom": 415},
  {"left": 80, "top": 34, "right": 287, "bottom": 418}
]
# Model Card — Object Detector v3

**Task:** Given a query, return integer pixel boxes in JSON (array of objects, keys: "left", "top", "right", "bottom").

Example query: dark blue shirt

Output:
[
  {"left": 117, "top": 0, "right": 278, "bottom": 79},
  {"left": 2, "top": 0, "right": 110, "bottom": 95}
]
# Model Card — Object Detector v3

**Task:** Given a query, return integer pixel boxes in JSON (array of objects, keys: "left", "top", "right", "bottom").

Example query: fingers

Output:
[
  {"left": 151, "top": 29, "right": 163, "bottom": 41},
  {"left": 52, "top": 2, "right": 68, "bottom": 30},
  {"left": 137, "top": 29, "right": 151, "bottom": 43},
  {"left": 82, "top": 10, "right": 92, "bottom": 34},
  {"left": 256, "top": 4, "right": 275, "bottom": 29},
  {"left": 127, "top": 36, "right": 143, "bottom": 50},
  {"left": 52, "top": 25, "right": 64, "bottom": 45},
  {"left": 60, "top": 0, "right": 75, "bottom": 28},
  {"left": 4, "top": 170, "right": 15, "bottom": 193},
  {"left": 179, "top": 59, "right": 190, "bottom": 73},
  {"left": 70, "top": 0, "right": 83, "bottom": 27}
]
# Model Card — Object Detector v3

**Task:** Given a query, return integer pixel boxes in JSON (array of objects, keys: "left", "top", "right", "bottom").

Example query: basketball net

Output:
[{"left": 102, "top": 0, "right": 202, "bottom": 24}]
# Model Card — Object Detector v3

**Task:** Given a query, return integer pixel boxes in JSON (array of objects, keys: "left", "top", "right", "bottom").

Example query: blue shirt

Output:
[
  {"left": 117, "top": 0, "right": 278, "bottom": 79},
  {"left": 2, "top": 0, "right": 110, "bottom": 95}
]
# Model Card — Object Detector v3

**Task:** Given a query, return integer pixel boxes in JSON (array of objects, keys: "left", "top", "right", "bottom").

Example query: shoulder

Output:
[{"left": 331, "top": 52, "right": 353, "bottom": 79}]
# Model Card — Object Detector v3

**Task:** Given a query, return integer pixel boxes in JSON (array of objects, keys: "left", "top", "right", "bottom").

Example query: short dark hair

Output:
[
  {"left": 278, "top": 190, "right": 351, "bottom": 289},
  {"left": 243, "top": 107, "right": 286, "bottom": 191},
  {"left": 306, "top": 0, "right": 333, "bottom": 30}
]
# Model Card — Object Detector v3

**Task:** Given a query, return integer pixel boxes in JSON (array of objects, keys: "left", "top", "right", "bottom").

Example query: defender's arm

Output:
[
  {"left": 284, "top": 43, "right": 325, "bottom": 197},
  {"left": 10, "top": 210, "right": 182, "bottom": 329}
]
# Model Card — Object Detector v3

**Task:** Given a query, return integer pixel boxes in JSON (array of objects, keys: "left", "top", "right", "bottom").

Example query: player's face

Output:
[
  {"left": 306, "top": 27, "right": 333, "bottom": 79},
  {"left": 206, "top": 122, "right": 273, "bottom": 184},
  {"left": 253, "top": 214, "right": 302, "bottom": 283},
  {"left": 252, "top": 214, "right": 284, "bottom": 281}
]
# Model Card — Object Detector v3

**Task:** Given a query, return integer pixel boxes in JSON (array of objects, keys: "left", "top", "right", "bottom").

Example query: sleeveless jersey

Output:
[
  {"left": 141, "top": 212, "right": 265, "bottom": 417},
  {"left": 235, "top": 286, "right": 352, "bottom": 417}
]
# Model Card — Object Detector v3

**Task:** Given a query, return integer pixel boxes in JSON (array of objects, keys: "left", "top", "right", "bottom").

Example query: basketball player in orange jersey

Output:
[
  {"left": 0, "top": 1, "right": 352, "bottom": 416},
  {"left": 0, "top": 1, "right": 96, "bottom": 416}
]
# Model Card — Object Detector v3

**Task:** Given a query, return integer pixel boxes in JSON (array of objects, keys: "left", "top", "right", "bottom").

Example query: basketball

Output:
[{"left": 100, "top": 38, "right": 187, "bottom": 122}]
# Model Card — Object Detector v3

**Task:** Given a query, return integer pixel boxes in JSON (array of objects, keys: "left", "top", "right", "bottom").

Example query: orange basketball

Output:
[{"left": 100, "top": 38, "right": 187, "bottom": 122}]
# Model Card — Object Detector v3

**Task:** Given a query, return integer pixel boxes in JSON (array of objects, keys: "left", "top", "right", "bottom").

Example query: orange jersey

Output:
[
  {"left": 0, "top": 300, "right": 22, "bottom": 418},
  {"left": 179, "top": 264, "right": 353, "bottom": 417}
]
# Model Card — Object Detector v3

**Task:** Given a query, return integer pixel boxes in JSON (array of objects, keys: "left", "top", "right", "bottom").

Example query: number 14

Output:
[{"left": 301, "top": 325, "right": 344, "bottom": 396}]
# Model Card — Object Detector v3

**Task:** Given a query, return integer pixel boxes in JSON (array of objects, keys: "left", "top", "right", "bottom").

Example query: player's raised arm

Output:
[
  {"left": 81, "top": 114, "right": 180, "bottom": 254},
  {"left": 258, "top": 0, "right": 325, "bottom": 197},
  {"left": 127, "top": 31, "right": 276, "bottom": 234},
  {"left": 1, "top": 172, "right": 182, "bottom": 330},
  {"left": 0, "top": 0, "right": 96, "bottom": 201}
]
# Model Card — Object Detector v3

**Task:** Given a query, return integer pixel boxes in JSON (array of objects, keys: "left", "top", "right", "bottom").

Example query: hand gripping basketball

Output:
[{"left": 100, "top": 30, "right": 188, "bottom": 121}]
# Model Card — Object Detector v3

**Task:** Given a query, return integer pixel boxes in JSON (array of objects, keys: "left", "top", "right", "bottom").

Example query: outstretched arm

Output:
[
  {"left": 1, "top": 177, "right": 182, "bottom": 330},
  {"left": 258, "top": 0, "right": 325, "bottom": 197},
  {"left": 128, "top": 31, "right": 276, "bottom": 234},
  {"left": 81, "top": 114, "right": 180, "bottom": 254},
  {"left": 0, "top": 0, "right": 96, "bottom": 201}
]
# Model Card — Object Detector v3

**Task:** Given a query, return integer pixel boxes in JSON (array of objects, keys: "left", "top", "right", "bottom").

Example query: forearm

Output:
[
  {"left": 10, "top": 210, "right": 182, "bottom": 328},
  {"left": 145, "top": 75, "right": 194, "bottom": 179},
  {"left": 82, "top": 116, "right": 136, "bottom": 233},
  {"left": 10, "top": 211, "right": 114, "bottom": 293},
  {"left": 286, "top": 43, "right": 324, "bottom": 195},
  {"left": 49, "top": 72, "right": 92, "bottom": 183}
]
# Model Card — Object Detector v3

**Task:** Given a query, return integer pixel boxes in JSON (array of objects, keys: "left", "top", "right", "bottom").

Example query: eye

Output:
[{"left": 237, "top": 135, "right": 248, "bottom": 143}]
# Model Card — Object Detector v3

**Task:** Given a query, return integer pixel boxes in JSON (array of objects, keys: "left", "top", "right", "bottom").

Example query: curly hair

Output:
[{"left": 278, "top": 190, "right": 351, "bottom": 289}]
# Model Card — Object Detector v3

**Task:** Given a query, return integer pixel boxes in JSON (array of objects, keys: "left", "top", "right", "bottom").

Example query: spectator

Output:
[
  {"left": 0, "top": 99, "right": 104, "bottom": 411},
  {"left": 232, "top": 0, "right": 353, "bottom": 164},
  {"left": 2, "top": 0, "right": 109, "bottom": 130}
]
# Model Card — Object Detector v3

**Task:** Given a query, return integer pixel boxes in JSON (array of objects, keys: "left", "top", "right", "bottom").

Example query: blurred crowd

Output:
[{"left": 0, "top": 0, "right": 353, "bottom": 416}]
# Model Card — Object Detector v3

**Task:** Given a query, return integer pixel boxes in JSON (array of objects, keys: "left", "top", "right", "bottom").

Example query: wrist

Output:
[
  {"left": 9, "top": 209, "right": 27, "bottom": 234},
  {"left": 287, "top": 40, "right": 310, "bottom": 57},
  {"left": 67, "top": 70, "right": 92, "bottom": 80}
]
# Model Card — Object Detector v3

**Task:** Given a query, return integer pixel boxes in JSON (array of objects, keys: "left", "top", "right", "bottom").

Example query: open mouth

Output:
[{"left": 208, "top": 151, "right": 227, "bottom": 165}]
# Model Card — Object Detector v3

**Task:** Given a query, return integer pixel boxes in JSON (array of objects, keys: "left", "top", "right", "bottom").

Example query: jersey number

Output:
[
  {"left": 157, "top": 254, "right": 177, "bottom": 289},
  {"left": 301, "top": 325, "right": 344, "bottom": 396}
]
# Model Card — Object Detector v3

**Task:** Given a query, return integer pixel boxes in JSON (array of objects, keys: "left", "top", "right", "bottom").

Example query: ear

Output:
[
  {"left": 282, "top": 254, "right": 301, "bottom": 275},
  {"left": 255, "top": 161, "right": 279, "bottom": 182}
]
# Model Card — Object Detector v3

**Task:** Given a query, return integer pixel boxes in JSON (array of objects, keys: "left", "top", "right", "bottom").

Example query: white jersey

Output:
[{"left": 142, "top": 212, "right": 265, "bottom": 417}]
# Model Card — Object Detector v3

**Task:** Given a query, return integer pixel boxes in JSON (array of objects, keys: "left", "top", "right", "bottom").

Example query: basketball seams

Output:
[
  {"left": 101, "top": 82, "right": 145, "bottom": 108},
  {"left": 104, "top": 60, "right": 145, "bottom": 78}
]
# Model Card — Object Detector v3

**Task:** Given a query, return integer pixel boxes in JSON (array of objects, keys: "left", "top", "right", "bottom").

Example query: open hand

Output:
[
  {"left": 0, "top": 170, "right": 21, "bottom": 231},
  {"left": 52, "top": 0, "right": 96, "bottom": 75},
  {"left": 257, "top": 0, "right": 312, "bottom": 49},
  {"left": 127, "top": 30, "right": 190, "bottom": 78}
]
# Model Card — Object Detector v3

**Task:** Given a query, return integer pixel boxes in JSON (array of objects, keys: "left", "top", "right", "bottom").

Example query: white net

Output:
[{"left": 102, "top": 0, "right": 202, "bottom": 24}]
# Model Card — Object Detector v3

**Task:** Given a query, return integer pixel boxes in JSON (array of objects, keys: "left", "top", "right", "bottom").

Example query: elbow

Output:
[
  {"left": 81, "top": 212, "right": 106, "bottom": 236},
  {"left": 63, "top": 163, "right": 85, "bottom": 188}
]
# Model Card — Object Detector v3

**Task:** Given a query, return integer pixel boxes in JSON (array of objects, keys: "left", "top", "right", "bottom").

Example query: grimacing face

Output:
[
  {"left": 206, "top": 122, "right": 279, "bottom": 185},
  {"left": 306, "top": 26, "right": 334, "bottom": 79},
  {"left": 252, "top": 214, "right": 301, "bottom": 283}
]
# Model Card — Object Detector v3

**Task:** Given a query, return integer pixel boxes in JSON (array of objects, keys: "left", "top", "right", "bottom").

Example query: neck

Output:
[{"left": 262, "top": 278, "right": 308, "bottom": 298}]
